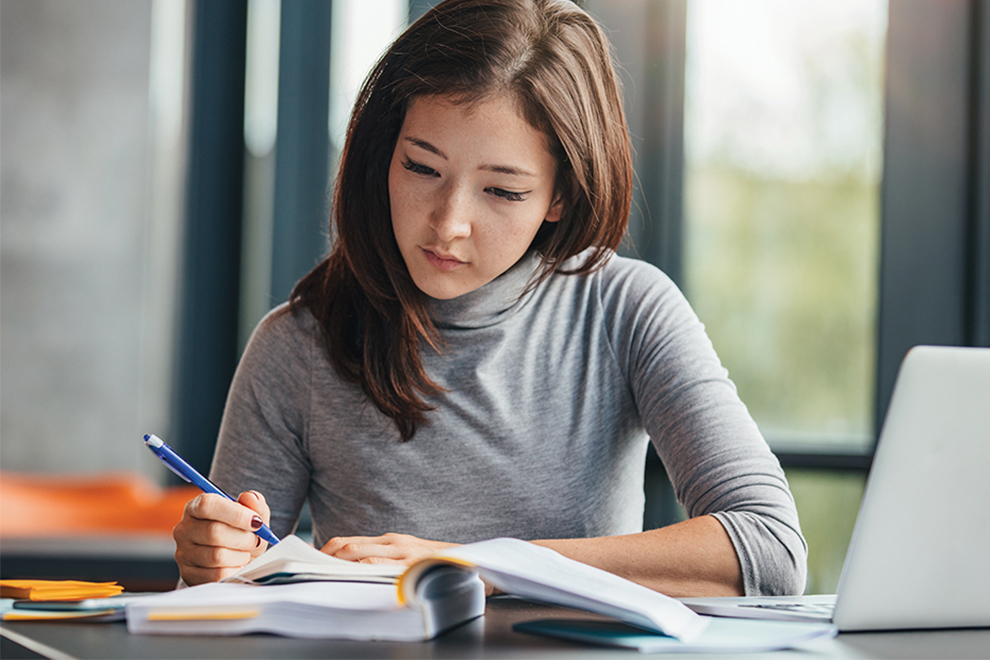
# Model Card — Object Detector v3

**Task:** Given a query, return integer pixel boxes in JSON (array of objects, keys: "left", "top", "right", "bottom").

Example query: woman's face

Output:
[{"left": 388, "top": 94, "right": 563, "bottom": 300}]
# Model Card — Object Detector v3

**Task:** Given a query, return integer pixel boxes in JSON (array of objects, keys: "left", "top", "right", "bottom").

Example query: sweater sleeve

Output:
[
  {"left": 601, "top": 258, "right": 808, "bottom": 596},
  {"left": 208, "top": 305, "right": 314, "bottom": 540}
]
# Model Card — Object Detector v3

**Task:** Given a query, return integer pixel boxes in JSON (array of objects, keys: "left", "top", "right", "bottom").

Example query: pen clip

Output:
[
  {"left": 158, "top": 458, "right": 193, "bottom": 484},
  {"left": 145, "top": 434, "right": 194, "bottom": 485}
]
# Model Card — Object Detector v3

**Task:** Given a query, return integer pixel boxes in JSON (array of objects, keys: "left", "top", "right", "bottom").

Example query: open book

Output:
[
  {"left": 224, "top": 535, "right": 405, "bottom": 585},
  {"left": 126, "top": 535, "right": 707, "bottom": 642}
]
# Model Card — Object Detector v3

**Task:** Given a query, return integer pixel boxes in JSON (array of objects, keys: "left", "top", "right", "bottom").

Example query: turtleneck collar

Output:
[{"left": 428, "top": 251, "right": 543, "bottom": 330}]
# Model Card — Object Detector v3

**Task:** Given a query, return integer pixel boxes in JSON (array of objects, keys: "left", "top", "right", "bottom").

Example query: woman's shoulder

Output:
[
  {"left": 241, "top": 302, "right": 321, "bottom": 366},
  {"left": 549, "top": 250, "right": 700, "bottom": 345},
  {"left": 256, "top": 301, "right": 319, "bottom": 334},
  {"left": 558, "top": 249, "right": 681, "bottom": 302}
]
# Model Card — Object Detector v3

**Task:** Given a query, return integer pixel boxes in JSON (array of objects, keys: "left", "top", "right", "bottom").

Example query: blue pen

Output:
[{"left": 144, "top": 434, "right": 280, "bottom": 546}]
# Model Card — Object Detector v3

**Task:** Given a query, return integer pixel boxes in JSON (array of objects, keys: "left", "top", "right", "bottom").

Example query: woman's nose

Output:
[{"left": 430, "top": 186, "right": 472, "bottom": 242}]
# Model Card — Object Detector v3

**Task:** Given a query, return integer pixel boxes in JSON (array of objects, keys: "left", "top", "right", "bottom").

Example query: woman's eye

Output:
[
  {"left": 486, "top": 187, "right": 528, "bottom": 202},
  {"left": 402, "top": 159, "right": 438, "bottom": 177}
]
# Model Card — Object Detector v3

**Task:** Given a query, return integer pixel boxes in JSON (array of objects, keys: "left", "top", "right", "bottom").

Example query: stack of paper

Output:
[
  {"left": 127, "top": 575, "right": 485, "bottom": 640},
  {"left": 0, "top": 580, "right": 124, "bottom": 601}
]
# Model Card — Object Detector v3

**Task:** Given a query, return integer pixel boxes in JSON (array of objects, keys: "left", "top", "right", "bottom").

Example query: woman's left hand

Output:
[{"left": 321, "top": 532, "right": 458, "bottom": 565}]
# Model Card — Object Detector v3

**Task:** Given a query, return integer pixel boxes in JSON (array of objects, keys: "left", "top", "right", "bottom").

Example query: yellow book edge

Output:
[
  {"left": 1, "top": 609, "right": 120, "bottom": 621},
  {"left": 146, "top": 609, "right": 261, "bottom": 621},
  {"left": 396, "top": 556, "right": 477, "bottom": 606}
]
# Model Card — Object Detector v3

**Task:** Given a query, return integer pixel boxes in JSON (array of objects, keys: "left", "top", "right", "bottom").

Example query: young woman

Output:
[{"left": 173, "top": 0, "right": 807, "bottom": 598}]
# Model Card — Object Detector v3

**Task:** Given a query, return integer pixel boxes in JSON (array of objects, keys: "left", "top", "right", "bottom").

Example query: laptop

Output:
[{"left": 680, "top": 345, "right": 990, "bottom": 631}]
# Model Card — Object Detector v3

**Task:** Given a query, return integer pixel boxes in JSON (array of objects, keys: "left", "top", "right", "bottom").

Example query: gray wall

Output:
[{"left": 1, "top": 0, "right": 175, "bottom": 476}]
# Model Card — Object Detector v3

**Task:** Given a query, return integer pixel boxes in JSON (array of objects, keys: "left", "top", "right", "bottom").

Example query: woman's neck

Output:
[{"left": 427, "top": 251, "right": 542, "bottom": 330}]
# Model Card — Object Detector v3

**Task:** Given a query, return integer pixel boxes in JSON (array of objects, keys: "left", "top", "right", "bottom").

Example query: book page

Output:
[
  {"left": 405, "top": 538, "right": 708, "bottom": 642},
  {"left": 138, "top": 580, "right": 402, "bottom": 612},
  {"left": 226, "top": 535, "right": 404, "bottom": 584}
]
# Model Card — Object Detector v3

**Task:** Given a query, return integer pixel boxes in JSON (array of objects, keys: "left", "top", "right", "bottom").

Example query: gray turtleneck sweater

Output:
[{"left": 210, "top": 251, "right": 807, "bottom": 596}]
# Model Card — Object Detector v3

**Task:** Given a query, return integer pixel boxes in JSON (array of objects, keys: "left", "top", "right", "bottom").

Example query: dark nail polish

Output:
[
  {"left": 256, "top": 536, "right": 262, "bottom": 547},
  {"left": 251, "top": 516, "right": 263, "bottom": 530}
]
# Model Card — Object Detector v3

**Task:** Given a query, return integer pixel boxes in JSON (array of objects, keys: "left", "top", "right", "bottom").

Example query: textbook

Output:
[{"left": 126, "top": 535, "right": 708, "bottom": 642}]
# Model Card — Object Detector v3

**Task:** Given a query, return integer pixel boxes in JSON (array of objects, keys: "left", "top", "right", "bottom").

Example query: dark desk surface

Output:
[
  {"left": 2, "top": 597, "right": 990, "bottom": 660},
  {"left": 0, "top": 536, "right": 179, "bottom": 593}
]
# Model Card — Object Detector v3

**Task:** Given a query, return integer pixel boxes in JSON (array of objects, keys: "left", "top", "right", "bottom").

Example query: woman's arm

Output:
[
  {"left": 208, "top": 305, "right": 315, "bottom": 541},
  {"left": 322, "top": 516, "right": 742, "bottom": 597},
  {"left": 532, "top": 516, "right": 743, "bottom": 597},
  {"left": 173, "top": 306, "right": 315, "bottom": 584},
  {"left": 603, "top": 259, "right": 807, "bottom": 596}
]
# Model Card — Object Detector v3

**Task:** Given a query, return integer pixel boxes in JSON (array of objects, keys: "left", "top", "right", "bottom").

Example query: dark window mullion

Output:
[
  {"left": 270, "top": 0, "right": 334, "bottom": 307},
  {"left": 172, "top": 0, "right": 249, "bottom": 476},
  {"left": 875, "top": 0, "right": 978, "bottom": 439},
  {"left": 967, "top": 0, "right": 990, "bottom": 348},
  {"left": 635, "top": 0, "right": 687, "bottom": 288}
]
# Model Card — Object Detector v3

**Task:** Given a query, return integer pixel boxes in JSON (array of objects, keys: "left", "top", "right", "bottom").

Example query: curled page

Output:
[{"left": 400, "top": 537, "right": 709, "bottom": 642}]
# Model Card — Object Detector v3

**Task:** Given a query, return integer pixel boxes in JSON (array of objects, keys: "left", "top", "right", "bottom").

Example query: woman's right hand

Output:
[{"left": 172, "top": 490, "right": 271, "bottom": 586}]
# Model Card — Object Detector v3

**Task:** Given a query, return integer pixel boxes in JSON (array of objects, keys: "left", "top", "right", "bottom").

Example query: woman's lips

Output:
[{"left": 422, "top": 248, "right": 466, "bottom": 271}]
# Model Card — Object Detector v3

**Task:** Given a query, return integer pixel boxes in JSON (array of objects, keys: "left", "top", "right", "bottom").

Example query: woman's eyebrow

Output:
[
  {"left": 403, "top": 136, "right": 536, "bottom": 178},
  {"left": 404, "top": 137, "right": 447, "bottom": 159},
  {"left": 479, "top": 163, "right": 537, "bottom": 178}
]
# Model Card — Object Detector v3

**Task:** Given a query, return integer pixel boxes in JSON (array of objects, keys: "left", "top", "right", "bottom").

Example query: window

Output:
[{"left": 683, "top": 0, "right": 888, "bottom": 454}]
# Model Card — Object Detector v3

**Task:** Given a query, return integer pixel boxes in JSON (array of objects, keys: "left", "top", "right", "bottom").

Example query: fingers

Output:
[
  {"left": 321, "top": 533, "right": 457, "bottom": 566},
  {"left": 235, "top": 490, "right": 272, "bottom": 558},
  {"left": 322, "top": 536, "right": 406, "bottom": 564},
  {"left": 176, "top": 494, "right": 263, "bottom": 545},
  {"left": 237, "top": 490, "right": 271, "bottom": 524},
  {"left": 175, "top": 544, "right": 258, "bottom": 585},
  {"left": 173, "top": 492, "right": 271, "bottom": 586},
  {"left": 321, "top": 534, "right": 399, "bottom": 560}
]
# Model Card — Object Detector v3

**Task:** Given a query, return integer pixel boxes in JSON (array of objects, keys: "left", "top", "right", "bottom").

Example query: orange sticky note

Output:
[{"left": 0, "top": 580, "right": 124, "bottom": 601}]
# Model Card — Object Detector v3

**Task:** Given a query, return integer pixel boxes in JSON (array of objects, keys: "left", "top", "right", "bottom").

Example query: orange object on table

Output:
[
  {"left": 0, "top": 579, "right": 125, "bottom": 600},
  {"left": 0, "top": 472, "right": 200, "bottom": 537}
]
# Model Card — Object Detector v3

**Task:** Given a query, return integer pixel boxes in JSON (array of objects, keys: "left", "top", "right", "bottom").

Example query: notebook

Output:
[{"left": 680, "top": 345, "right": 990, "bottom": 631}]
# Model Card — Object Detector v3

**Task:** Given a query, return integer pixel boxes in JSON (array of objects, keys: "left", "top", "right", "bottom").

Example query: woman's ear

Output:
[{"left": 545, "top": 193, "right": 565, "bottom": 224}]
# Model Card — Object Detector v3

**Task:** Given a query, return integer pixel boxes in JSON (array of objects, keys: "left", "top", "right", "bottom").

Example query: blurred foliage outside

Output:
[
  {"left": 683, "top": 0, "right": 886, "bottom": 449},
  {"left": 785, "top": 468, "right": 866, "bottom": 594},
  {"left": 685, "top": 168, "right": 879, "bottom": 446}
]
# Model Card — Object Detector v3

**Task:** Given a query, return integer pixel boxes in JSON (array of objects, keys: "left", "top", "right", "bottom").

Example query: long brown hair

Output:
[{"left": 290, "top": 0, "right": 632, "bottom": 440}]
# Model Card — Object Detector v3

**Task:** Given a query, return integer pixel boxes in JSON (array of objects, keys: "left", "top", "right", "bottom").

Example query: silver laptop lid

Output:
[{"left": 833, "top": 345, "right": 990, "bottom": 631}]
